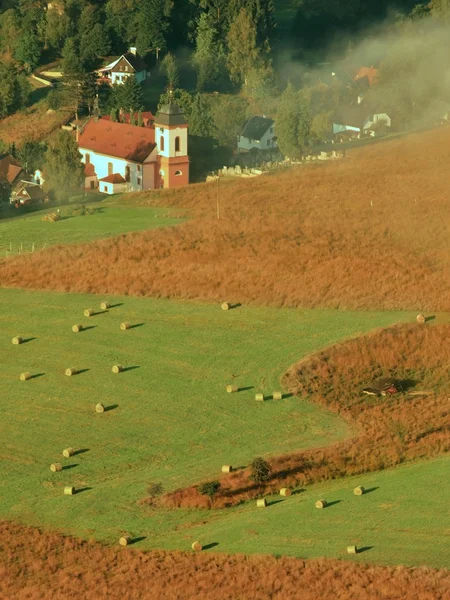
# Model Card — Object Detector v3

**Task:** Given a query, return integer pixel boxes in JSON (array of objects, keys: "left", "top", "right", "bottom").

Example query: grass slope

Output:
[
  {"left": 0, "top": 289, "right": 415, "bottom": 560},
  {"left": 0, "top": 199, "right": 182, "bottom": 256}
]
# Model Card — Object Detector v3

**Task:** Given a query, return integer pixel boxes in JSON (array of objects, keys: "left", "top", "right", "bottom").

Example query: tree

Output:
[
  {"left": 44, "top": 8, "right": 71, "bottom": 52},
  {"left": 0, "top": 62, "right": 30, "bottom": 119},
  {"left": 135, "top": 0, "right": 172, "bottom": 55},
  {"left": 276, "top": 82, "right": 311, "bottom": 159},
  {"left": 429, "top": 0, "right": 450, "bottom": 20},
  {"left": 249, "top": 457, "right": 271, "bottom": 489},
  {"left": 79, "top": 4, "right": 112, "bottom": 65},
  {"left": 192, "top": 13, "right": 222, "bottom": 91},
  {"left": 210, "top": 94, "right": 247, "bottom": 146},
  {"left": 111, "top": 76, "right": 143, "bottom": 113},
  {"left": 226, "top": 8, "right": 261, "bottom": 88},
  {"left": 137, "top": 108, "right": 144, "bottom": 126},
  {"left": 228, "top": 0, "right": 276, "bottom": 47},
  {"left": 14, "top": 30, "right": 42, "bottom": 73},
  {"left": 110, "top": 107, "right": 119, "bottom": 122},
  {"left": 44, "top": 130, "right": 84, "bottom": 201},
  {"left": 189, "top": 93, "right": 215, "bottom": 137},
  {"left": 62, "top": 38, "right": 90, "bottom": 119},
  {"left": 160, "top": 52, "right": 180, "bottom": 89},
  {"left": 158, "top": 88, "right": 193, "bottom": 120},
  {"left": 0, "top": 9, "right": 21, "bottom": 55},
  {"left": 17, "top": 140, "right": 47, "bottom": 173},
  {"left": 198, "top": 480, "right": 221, "bottom": 507}
]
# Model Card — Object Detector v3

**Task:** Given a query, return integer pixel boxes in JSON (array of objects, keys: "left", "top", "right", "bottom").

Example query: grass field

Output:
[
  {"left": 0, "top": 288, "right": 422, "bottom": 563},
  {"left": 0, "top": 199, "right": 182, "bottom": 256}
]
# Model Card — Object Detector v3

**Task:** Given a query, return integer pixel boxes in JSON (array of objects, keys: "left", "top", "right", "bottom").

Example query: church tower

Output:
[{"left": 154, "top": 100, "right": 189, "bottom": 189}]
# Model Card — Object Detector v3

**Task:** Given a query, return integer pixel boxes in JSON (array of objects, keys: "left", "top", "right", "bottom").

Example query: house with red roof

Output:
[
  {"left": 0, "top": 154, "right": 23, "bottom": 186},
  {"left": 78, "top": 102, "right": 189, "bottom": 194}
]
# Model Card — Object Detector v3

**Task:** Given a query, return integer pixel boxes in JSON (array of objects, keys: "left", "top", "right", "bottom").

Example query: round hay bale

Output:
[
  {"left": 112, "top": 364, "right": 124, "bottom": 374},
  {"left": 20, "top": 372, "right": 31, "bottom": 381},
  {"left": 62, "top": 448, "right": 74, "bottom": 458},
  {"left": 119, "top": 536, "right": 132, "bottom": 546},
  {"left": 100, "top": 301, "right": 111, "bottom": 311},
  {"left": 65, "top": 368, "right": 77, "bottom": 377},
  {"left": 315, "top": 499, "right": 327, "bottom": 509},
  {"left": 95, "top": 403, "right": 105, "bottom": 413},
  {"left": 272, "top": 391, "right": 282, "bottom": 400},
  {"left": 226, "top": 385, "right": 238, "bottom": 393},
  {"left": 12, "top": 336, "right": 23, "bottom": 345},
  {"left": 256, "top": 498, "right": 267, "bottom": 508},
  {"left": 191, "top": 541, "right": 202, "bottom": 551},
  {"left": 255, "top": 393, "right": 264, "bottom": 402},
  {"left": 353, "top": 486, "right": 365, "bottom": 496},
  {"left": 84, "top": 308, "right": 94, "bottom": 318},
  {"left": 221, "top": 302, "right": 230, "bottom": 311},
  {"left": 120, "top": 322, "right": 131, "bottom": 330},
  {"left": 347, "top": 545, "right": 358, "bottom": 555},
  {"left": 50, "top": 463, "right": 62, "bottom": 472},
  {"left": 64, "top": 486, "right": 75, "bottom": 495},
  {"left": 280, "top": 487, "right": 291, "bottom": 497},
  {"left": 221, "top": 465, "right": 232, "bottom": 473},
  {"left": 416, "top": 313, "right": 426, "bottom": 324},
  {"left": 72, "top": 324, "right": 83, "bottom": 333}
]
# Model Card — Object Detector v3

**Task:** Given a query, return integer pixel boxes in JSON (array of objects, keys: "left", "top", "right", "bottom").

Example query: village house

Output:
[
  {"left": 11, "top": 182, "right": 48, "bottom": 205},
  {"left": 332, "top": 105, "right": 391, "bottom": 140},
  {"left": 0, "top": 154, "right": 23, "bottom": 187},
  {"left": 98, "top": 48, "right": 147, "bottom": 85},
  {"left": 78, "top": 103, "right": 189, "bottom": 194},
  {"left": 237, "top": 116, "right": 277, "bottom": 153}
]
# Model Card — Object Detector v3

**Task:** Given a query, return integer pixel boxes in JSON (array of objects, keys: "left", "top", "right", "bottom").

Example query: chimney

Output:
[{"left": 129, "top": 47, "right": 137, "bottom": 56}]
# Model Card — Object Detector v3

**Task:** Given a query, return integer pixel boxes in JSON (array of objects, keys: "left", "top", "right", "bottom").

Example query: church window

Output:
[
  {"left": 175, "top": 136, "right": 180, "bottom": 152},
  {"left": 160, "top": 136, "right": 165, "bottom": 151}
]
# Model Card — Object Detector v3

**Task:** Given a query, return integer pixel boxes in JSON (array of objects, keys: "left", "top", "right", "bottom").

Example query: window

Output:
[
  {"left": 125, "top": 66, "right": 129, "bottom": 72},
  {"left": 175, "top": 136, "right": 180, "bottom": 152},
  {"left": 137, "top": 177, "right": 141, "bottom": 186},
  {"left": 125, "top": 166, "right": 130, "bottom": 182},
  {"left": 137, "top": 165, "right": 141, "bottom": 172},
  {"left": 104, "top": 186, "right": 107, "bottom": 192},
  {"left": 85, "top": 153, "right": 90, "bottom": 164},
  {"left": 160, "top": 135, "right": 165, "bottom": 151},
  {"left": 108, "top": 162, "right": 113, "bottom": 175},
  {"left": 175, "top": 170, "right": 182, "bottom": 176}
]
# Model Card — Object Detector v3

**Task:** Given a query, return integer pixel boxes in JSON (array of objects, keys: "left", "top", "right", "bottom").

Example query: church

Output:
[{"left": 77, "top": 102, "right": 189, "bottom": 194}]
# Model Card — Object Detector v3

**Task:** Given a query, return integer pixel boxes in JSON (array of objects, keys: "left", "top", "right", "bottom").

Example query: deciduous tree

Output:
[
  {"left": 44, "top": 130, "right": 84, "bottom": 200},
  {"left": 226, "top": 8, "right": 261, "bottom": 88},
  {"left": 189, "top": 93, "right": 215, "bottom": 137}
]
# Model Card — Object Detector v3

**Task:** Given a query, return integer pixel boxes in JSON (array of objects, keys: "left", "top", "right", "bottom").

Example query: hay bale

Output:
[
  {"left": 315, "top": 499, "right": 327, "bottom": 509},
  {"left": 12, "top": 336, "right": 23, "bottom": 345},
  {"left": 255, "top": 393, "right": 264, "bottom": 402},
  {"left": 112, "top": 364, "right": 124, "bottom": 374},
  {"left": 65, "top": 368, "right": 77, "bottom": 377},
  {"left": 62, "top": 448, "right": 74, "bottom": 458},
  {"left": 416, "top": 313, "right": 426, "bottom": 324},
  {"left": 347, "top": 545, "right": 358, "bottom": 555},
  {"left": 119, "top": 536, "right": 132, "bottom": 546},
  {"left": 50, "top": 463, "right": 62, "bottom": 472},
  {"left": 120, "top": 322, "right": 131, "bottom": 330},
  {"left": 221, "top": 302, "right": 230, "bottom": 311},
  {"left": 84, "top": 308, "right": 94, "bottom": 318},
  {"left": 256, "top": 498, "right": 267, "bottom": 508},
  {"left": 221, "top": 465, "right": 232, "bottom": 473},
  {"left": 20, "top": 372, "right": 31, "bottom": 381},
  {"left": 280, "top": 487, "right": 291, "bottom": 497},
  {"left": 64, "top": 486, "right": 75, "bottom": 495},
  {"left": 353, "top": 486, "right": 365, "bottom": 496},
  {"left": 226, "top": 385, "right": 238, "bottom": 393},
  {"left": 95, "top": 403, "right": 105, "bottom": 413},
  {"left": 72, "top": 324, "right": 83, "bottom": 333},
  {"left": 191, "top": 541, "right": 202, "bottom": 551},
  {"left": 100, "top": 301, "right": 111, "bottom": 311},
  {"left": 272, "top": 391, "right": 282, "bottom": 400}
]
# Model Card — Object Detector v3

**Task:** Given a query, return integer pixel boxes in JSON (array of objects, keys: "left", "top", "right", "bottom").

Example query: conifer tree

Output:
[{"left": 189, "top": 93, "right": 215, "bottom": 137}]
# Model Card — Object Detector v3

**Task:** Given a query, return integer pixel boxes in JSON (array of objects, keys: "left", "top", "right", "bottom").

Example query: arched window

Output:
[
  {"left": 175, "top": 136, "right": 180, "bottom": 152},
  {"left": 175, "top": 170, "right": 182, "bottom": 176},
  {"left": 160, "top": 136, "right": 165, "bottom": 151}
]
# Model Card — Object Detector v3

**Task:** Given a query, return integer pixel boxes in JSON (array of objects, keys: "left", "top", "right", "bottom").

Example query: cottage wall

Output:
[
  {"left": 80, "top": 148, "right": 153, "bottom": 193},
  {"left": 238, "top": 127, "right": 276, "bottom": 153}
]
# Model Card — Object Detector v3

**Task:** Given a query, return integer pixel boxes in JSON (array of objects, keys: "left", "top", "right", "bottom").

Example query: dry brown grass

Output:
[
  {"left": 0, "top": 520, "right": 448, "bottom": 600},
  {"left": 2, "top": 128, "right": 450, "bottom": 310},
  {"left": 163, "top": 323, "right": 450, "bottom": 508}
]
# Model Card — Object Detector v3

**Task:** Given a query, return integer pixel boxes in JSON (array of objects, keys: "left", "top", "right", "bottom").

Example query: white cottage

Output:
[
  {"left": 98, "top": 48, "right": 147, "bottom": 85},
  {"left": 237, "top": 116, "right": 277, "bottom": 153}
]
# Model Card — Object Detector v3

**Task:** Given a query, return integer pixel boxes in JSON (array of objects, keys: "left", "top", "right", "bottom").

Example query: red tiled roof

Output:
[
  {"left": 0, "top": 155, "right": 23, "bottom": 184},
  {"left": 98, "top": 173, "right": 126, "bottom": 184},
  {"left": 85, "top": 163, "right": 96, "bottom": 176},
  {"left": 102, "top": 112, "right": 155, "bottom": 126},
  {"left": 354, "top": 67, "right": 379, "bottom": 87},
  {"left": 78, "top": 118, "right": 156, "bottom": 163}
]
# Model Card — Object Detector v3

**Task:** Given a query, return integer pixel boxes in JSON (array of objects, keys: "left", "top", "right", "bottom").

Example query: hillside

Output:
[{"left": 1, "top": 127, "right": 450, "bottom": 311}]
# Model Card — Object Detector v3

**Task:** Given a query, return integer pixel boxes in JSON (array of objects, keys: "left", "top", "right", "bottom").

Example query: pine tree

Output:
[
  {"left": 192, "top": 13, "right": 222, "bottom": 91},
  {"left": 44, "top": 130, "right": 84, "bottom": 201},
  {"left": 226, "top": 8, "right": 261, "bottom": 87},
  {"left": 137, "top": 108, "right": 144, "bottom": 127},
  {"left": 111, "top": 76, "right": 143, "bottom": 113},
  {"left": 136, "top": 0, "right": 172, "bottom": 55},
  {"left": 160, "top": 52, "right": 180, "bottom": 89},
  {"left": 189, "top": 94, "right": 215, "bottom": 137},
  {"left": 110, "top": 107, "right": 118, "bottom": 122},
  {"left": 276, "top": 82, "right": 302, "bottom": 159}
]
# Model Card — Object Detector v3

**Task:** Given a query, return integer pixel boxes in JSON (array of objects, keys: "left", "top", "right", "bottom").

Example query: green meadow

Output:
[{"left": 1, "top": 287, "right": 441, "bottom": 566}]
